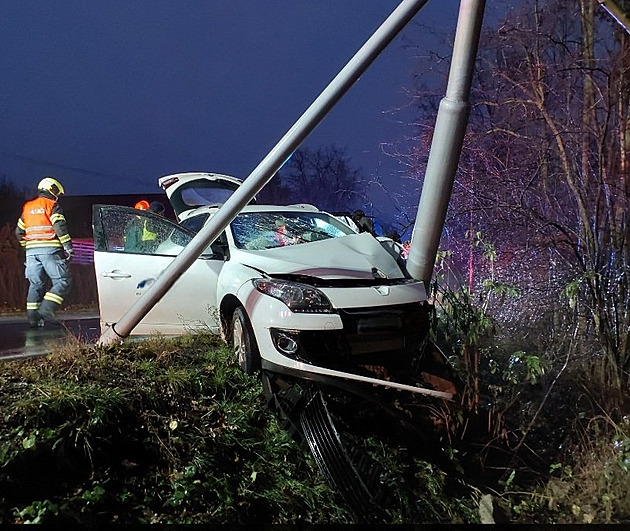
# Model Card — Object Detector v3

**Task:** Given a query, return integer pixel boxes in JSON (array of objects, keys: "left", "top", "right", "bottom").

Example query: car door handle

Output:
[{"left": 101, "top": 270, "right": 132, "bottom": 279}]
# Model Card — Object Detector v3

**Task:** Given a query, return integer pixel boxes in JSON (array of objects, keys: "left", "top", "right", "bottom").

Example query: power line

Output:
[{"left": 0, "top": 150, "right": 155, "bottom": 189}]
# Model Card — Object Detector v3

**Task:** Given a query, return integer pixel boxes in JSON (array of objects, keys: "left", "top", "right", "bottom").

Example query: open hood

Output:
[
  {"left": 158, "top": 172, "right": 255, "bottom": 221},
  {"left": 239, "top": 233, "right": 406, "bottom": 281}
]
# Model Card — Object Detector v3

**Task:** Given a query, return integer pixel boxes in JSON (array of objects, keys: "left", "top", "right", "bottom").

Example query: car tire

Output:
[{"left": 232, "top": 307, "right": 261, "bottom": 375}]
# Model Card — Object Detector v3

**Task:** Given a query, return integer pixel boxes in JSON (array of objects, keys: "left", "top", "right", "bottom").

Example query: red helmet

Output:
[{"left": 134, "top": 200, "right": 150, "bottom": 210}]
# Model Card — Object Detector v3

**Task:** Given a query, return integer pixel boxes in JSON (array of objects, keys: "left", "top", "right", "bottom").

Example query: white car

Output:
[{"left": 93, "top": 173, "right": 451, "bottom": 398}]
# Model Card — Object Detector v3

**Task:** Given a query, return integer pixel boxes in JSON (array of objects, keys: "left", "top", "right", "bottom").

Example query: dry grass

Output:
[
  {"left": 506, "top": 413, "right": 630, "bottom": 525},
  {"left": 0, "top": 333, "right": 483, "bottom": 524},
  {"left": 545, "top": 416, "right": 630, "bottom": 523}
]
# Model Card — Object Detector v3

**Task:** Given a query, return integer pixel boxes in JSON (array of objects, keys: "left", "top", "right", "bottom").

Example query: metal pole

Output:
[
  {"left": 406, "top": 0, "right": 486, "bottom": 283},
  {"left": 597, "top": 0, "right": 630, "bottom": 35},
  {"left": 98, "top": 0, "right": 431, "bottom": 345}
]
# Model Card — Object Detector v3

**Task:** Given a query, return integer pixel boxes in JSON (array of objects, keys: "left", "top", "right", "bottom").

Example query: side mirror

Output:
[{"left": 202, "top": 242, "right": 229, "bottom": 261}]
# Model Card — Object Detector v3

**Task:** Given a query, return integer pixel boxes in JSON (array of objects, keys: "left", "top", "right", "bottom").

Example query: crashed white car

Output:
[{"left": 93, "top": 173, "right": 448, "bottom": 397}]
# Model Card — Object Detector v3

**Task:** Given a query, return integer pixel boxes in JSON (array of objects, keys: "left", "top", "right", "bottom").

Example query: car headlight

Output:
[{"left": 252, "top": 279, "right": 333, "bottom": 313}]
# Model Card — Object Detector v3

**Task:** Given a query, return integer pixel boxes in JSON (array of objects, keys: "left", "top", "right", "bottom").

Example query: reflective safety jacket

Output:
[
  {"left": 15, "top": 193, "right": 73, "bottom": 254},
  {"left": 141, "top": 219, "right": 158, "bottom": 242}
]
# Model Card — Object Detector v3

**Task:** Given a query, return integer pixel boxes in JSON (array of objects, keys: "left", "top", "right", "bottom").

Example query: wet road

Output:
[{"left": 0, "top": 314, "right": 100, "bottom": 360}]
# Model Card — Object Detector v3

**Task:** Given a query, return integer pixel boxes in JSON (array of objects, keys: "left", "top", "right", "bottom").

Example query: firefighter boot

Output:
[
  {"left": 27, "top": 309, "right": 44, "bottom": 329},
  {"left": 38, "top": 296, "right": 62, "bottom": 327}
]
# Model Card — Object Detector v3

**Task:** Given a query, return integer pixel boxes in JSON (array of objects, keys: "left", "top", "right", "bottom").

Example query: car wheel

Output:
[{"left": 232, "top": 307, "right": 261, "bottom": 374}]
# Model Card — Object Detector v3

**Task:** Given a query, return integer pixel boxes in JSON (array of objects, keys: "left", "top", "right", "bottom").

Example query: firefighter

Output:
[
  {"left": 352, "top": 209, "right": 375, "bottom": 235},
  {"left": 15, "top": 177, "right": 74, "bottom": 327},
  {"left": 124, "top": 200, "right": 165, "bottom": 253}
]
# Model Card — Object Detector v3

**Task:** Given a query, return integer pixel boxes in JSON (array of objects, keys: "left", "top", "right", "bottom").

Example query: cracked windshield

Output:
[{"left": 231, "top": 212, "right": 354, "bottom": 250}]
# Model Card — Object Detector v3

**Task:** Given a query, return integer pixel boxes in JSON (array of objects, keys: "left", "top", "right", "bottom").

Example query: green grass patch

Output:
[{"left": 0, "top": 333, "right": 477, "bottom": 524}]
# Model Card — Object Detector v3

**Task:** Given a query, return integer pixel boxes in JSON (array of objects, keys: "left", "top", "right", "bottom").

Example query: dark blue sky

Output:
[{"left": 1, "top": 1, "right": 515, "bottom": 217}]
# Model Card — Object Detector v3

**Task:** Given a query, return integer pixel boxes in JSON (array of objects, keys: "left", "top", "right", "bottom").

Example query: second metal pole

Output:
[{"left": 406, "top": 0, "right": 486, "bottom": 284}]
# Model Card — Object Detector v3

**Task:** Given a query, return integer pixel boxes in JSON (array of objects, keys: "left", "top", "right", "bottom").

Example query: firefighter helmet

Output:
[
  {"left": 149, "top": 201, "right": 165, "bottom": 215},
  {"left": 37, "top": 177, "right": 65, "bottom": 198},
  {"left": 134, "top": 200, "right": 150, "bottom": 210}
]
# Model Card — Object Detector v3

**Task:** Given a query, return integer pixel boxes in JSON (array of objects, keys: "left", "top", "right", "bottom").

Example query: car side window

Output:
[
  {"left": 94, "top": 206, "right": 195, "bottom": 257},
  {"left": 180, "top": 213, "right": 229, "bottom": 259},
  {"left": 180, "top": 213, "right": 210, "bottom": 233}
]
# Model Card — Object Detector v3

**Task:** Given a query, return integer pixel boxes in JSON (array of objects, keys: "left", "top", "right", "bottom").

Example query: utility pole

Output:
[
  {"left": 597, "top": 0, "right": 630, "bottom": 34},
  {"left": 406, "top": 0, "right": 486, "bottom": 283}
]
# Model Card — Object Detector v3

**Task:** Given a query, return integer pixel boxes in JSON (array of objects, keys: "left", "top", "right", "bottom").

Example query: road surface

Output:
[{"left": 0, "top": 313, "right": 100, "bottom": 360}]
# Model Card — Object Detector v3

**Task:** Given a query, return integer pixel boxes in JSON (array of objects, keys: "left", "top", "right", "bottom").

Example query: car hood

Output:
[{"left": 237, "top": 233, "right": 405, "bottom": 280}]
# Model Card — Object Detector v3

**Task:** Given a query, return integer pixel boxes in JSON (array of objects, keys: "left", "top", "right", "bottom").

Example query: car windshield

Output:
[{"left": 230, "top": 211, "right": 355, "bottom": 250}]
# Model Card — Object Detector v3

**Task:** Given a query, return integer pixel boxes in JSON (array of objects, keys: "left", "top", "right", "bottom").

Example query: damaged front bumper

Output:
[{"left": 257, "top": 300, "right": 454, "bottom": 400}]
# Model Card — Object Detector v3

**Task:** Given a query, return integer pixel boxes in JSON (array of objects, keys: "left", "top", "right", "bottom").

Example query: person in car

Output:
[
  {"left": 352, "top": 209, "right": 375, "bottom": 235},
  {"left": 124, "top": 201, "right": 166, "bottom": 253},
  {"left": 274, "top": 218, "right": 300, "bottom": 246}
]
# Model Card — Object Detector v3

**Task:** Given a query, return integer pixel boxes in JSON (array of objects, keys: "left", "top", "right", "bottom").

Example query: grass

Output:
[
  {"left": 513, "top": 414, "right": 630, "bottom": 524},
  {"left": 1, "top": 296, "right": 627, "bottom": 524},
  {"left": 0, "top": 332, "right": 479, "bottom": 525}
]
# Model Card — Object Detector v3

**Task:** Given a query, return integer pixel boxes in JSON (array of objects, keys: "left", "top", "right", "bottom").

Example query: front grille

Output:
[{"left": 338, "top": 304, "right": 427, "bottom": 356}]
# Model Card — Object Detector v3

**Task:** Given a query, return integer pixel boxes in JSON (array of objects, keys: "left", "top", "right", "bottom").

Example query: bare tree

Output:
[
  {"left": 450, "top": 0, "right": 630, "bottom": 393},
  {"left": 263, "top": 146, "right": 366, "bottom": 213},
  {"left": 0, "top": 177, "right": 28, "bottom": 228}
]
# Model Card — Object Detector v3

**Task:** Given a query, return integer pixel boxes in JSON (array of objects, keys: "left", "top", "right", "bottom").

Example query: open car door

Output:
[{"left": 92, "top": 205, "right": 225, "bottom": 336}]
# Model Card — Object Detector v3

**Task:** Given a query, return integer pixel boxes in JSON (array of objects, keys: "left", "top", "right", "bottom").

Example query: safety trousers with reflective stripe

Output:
[{"left": 25, "top": 252, "right": 72, "bottom": 321}]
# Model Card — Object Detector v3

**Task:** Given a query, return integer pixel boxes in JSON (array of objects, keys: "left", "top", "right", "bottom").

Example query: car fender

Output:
[{"left": 216, "top": 260, "right": 260, "bottom": 303}]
